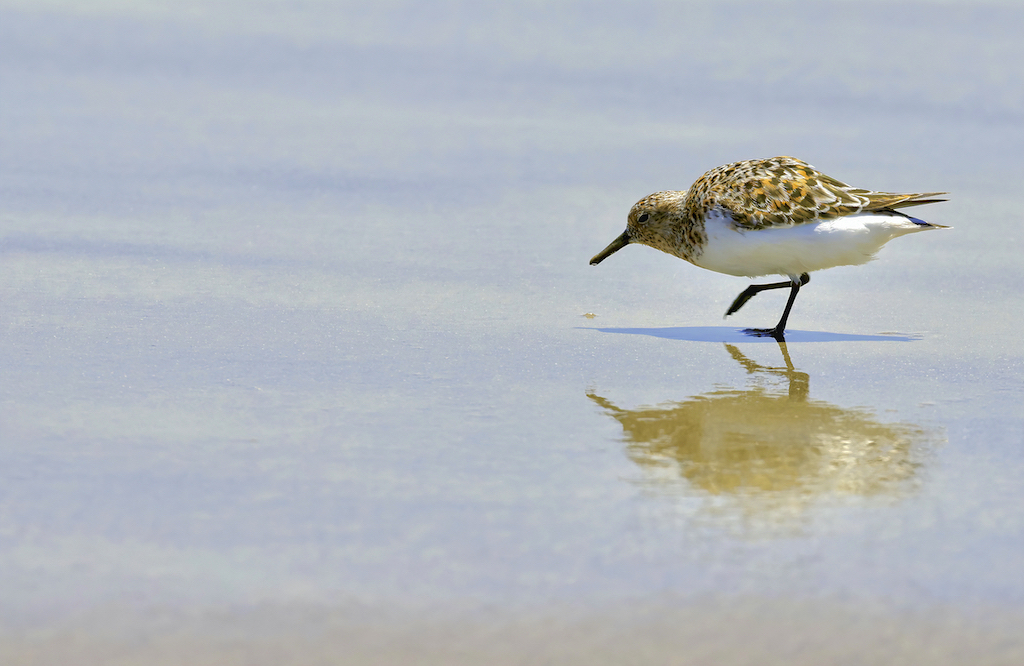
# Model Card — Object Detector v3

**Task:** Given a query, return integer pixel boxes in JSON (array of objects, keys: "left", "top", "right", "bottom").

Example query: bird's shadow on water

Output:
[{"left": 580, "top": 326, "right": 919, "bottom": 343}]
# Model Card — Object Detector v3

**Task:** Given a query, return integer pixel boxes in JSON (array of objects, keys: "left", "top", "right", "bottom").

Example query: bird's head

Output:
[{"left": 589, "top": 191, "right": 689, "bottom": 265}]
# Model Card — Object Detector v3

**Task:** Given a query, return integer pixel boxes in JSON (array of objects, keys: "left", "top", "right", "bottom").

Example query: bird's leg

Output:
[
  {"left": 725, "top": 280, "right": 791, "bottom": 317},
  {"left": 725, "top": 273, "right": 809, "bottom": 317},
  {"left": 739, "top": 273, "right": 810, "bottom": 341},
  {"left": 768, "top": 278, "right": 803, "bottom": 339}
]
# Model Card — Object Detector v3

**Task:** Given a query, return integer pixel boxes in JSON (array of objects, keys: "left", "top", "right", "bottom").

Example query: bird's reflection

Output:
[{"left": 589, "top": 342, "right": 941, "bottom": 529}]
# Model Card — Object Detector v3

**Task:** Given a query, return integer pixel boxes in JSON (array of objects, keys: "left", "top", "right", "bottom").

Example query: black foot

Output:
[{"left": 742, "top": 327, "right": 786, "bottom": 341}]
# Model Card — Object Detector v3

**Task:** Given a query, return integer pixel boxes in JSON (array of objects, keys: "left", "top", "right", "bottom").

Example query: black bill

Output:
[{"left": 589, "top": 230, "right": 631, "bottom": 265}]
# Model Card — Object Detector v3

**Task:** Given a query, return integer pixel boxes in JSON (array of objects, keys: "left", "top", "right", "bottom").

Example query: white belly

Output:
[{"left": 691, "top": 211, "right": 936, "bottom": 278}]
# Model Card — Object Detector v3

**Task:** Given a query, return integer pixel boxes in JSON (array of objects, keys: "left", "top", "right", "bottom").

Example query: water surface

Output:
[{"left": 1, "top": 1, "right": 1022, "bottom": 664}]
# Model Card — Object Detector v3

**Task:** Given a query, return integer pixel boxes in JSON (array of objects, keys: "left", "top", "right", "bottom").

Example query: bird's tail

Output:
[{"left": 863, "top": 191, "right": 948, "bottom": 211}]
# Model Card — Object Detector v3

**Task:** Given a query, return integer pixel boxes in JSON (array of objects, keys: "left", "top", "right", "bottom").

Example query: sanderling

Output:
[{"left": 590, "top": 156, "right": 948, "bottom": 339}]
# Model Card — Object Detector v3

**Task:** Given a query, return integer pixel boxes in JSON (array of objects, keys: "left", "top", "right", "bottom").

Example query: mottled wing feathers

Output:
[{"left": 688, "top": 156, "right": 947, "bottom": 230}]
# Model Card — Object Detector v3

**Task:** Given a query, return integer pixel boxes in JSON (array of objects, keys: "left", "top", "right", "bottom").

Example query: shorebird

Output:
[{"left": 590, "top": 156, "right": 948, "bottom": 339}]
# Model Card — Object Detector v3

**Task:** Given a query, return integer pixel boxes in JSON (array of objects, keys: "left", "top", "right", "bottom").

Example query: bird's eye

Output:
[{"left": 637, "top": 213, "right": 650, "bottom": 224}]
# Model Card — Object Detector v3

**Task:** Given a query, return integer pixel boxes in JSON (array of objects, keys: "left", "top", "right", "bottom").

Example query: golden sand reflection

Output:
[{"left": 590, "top": 343, "right": 942, "bottom": 524}]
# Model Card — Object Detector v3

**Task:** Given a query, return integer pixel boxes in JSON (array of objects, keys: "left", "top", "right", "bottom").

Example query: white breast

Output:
[{"left": 690, "top": 210, "right": 938, "bottom": 279}]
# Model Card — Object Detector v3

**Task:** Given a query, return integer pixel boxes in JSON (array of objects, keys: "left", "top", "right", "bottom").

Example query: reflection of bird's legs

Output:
[
  {"left": 776, "top": 340, "right": 795, "bottom": 372},
  {"left": 724, "top": 343, "right": 761, "bottom": 374},
  {"left": 726, "top": 273, "right": 810, "bottom": 340},
  {"left": 723, "top": 342, "right": 809, "bottom": 402},
  {"left": 586, "top": 392, "right": 624, "bottom": 416},
  {"left": 775, "top": 340, "right": 808, "bottom": 400}
]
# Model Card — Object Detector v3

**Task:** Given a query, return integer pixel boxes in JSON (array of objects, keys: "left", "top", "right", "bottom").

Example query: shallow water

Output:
[{"left": 2, "top": 1, "right": 1023, "bottom": 663}]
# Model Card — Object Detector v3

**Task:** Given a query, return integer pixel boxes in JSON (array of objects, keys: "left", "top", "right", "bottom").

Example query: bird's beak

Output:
[{"left": 590, "top": 230, "right": 631, "bottom": 265}]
